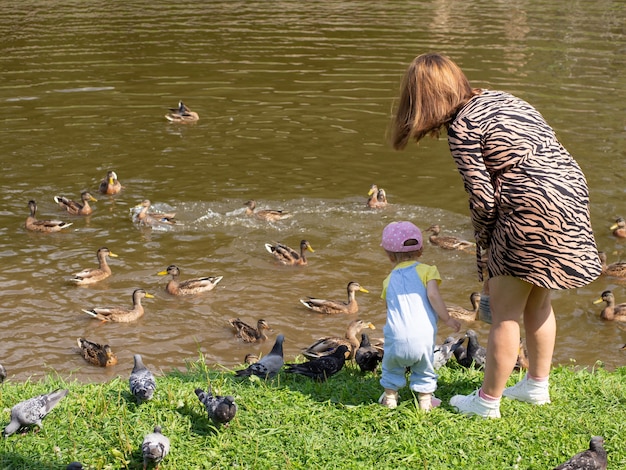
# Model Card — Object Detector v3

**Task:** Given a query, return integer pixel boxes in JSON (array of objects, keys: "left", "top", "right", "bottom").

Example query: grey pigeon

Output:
[
  {"left": 235, "top": 334, "right": 284, "bottom": 379},
  {"left": 195, "top": 387, "right": 237, "bottom": 426},
  {"left": 66, "top": 463, "right": 84, "bottom": 470},
  {"left": 355, "top": 333, "right": 383, "bottom": 372},
  {"left": 0, "top": 363, "right": 6, "bottom": 384},
  {"left": 141, "top": 425, "right": 170, "bottom": 470},
  {"left": 554, "top": 436, "right": 607, "bottom": 470},
  {"left": 457, "top": 329, "right": 486, "bottom": 369},
  {"left": 285, "top": 345, "right": 349, "bottom": 381},
  {"left": 433, "top": 336, "right": 465, "bottom": 369},
  {"left": 129, "top": 354, "right": 156, "bottom": 402},
  {"left": 3, "top": 388, "right": 69, "bottom": 437}
]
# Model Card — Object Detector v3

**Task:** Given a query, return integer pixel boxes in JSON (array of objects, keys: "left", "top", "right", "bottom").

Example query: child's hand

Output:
[{"left": 446, "top": 316, "right": 462, "bottom": 332}]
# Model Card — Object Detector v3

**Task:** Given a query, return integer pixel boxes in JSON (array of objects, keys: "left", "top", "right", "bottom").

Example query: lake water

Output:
[{"left": 0, "top": 0, "right": 625, "bottom": 382}]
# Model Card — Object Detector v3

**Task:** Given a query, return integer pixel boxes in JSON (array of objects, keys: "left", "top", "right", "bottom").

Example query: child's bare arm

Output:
[{"left": 426, "top": 280, "right": 461, "bottom": 332}]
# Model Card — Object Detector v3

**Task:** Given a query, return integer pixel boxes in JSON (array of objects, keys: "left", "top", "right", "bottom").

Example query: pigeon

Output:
[
  {"left": 66, "top": 463, "right": 84, "bottom": 470},
  {"left": 285, "top": 345, "right": 349, "bottom": 381},
  {"left": 553, "top": 436, "right": 607, "bottom": 470},
  {"left": 0, "top": 363, "right": 6, "bottom": 384},
  {"left": 355, "top": 333, "right": 383, "bottom": 372},
  {"left": 433, "top": 336, "right": 465, "bottom": 369},
  {"left": 129, "top": 354, "right": 156, "bottom": 402},
  {"left": 456, "top": 330, "right": 486, "bottom": 369},
  {"left": 141, "top": 425, "right": 170, "bottom": 470},
  {"left": 3, "top": 388, "right": 69, "bottom": 437},
  {"left": 195, "top": 388, "right": 237, "bottom": 427},
  {"left": 235, "top": 334, "right": 284, "bottom": 379}
]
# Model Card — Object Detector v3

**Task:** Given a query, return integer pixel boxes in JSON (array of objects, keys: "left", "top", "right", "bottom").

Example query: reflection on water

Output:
[{"left": 0, "top": 0, "right": 625, "bottom": 382}]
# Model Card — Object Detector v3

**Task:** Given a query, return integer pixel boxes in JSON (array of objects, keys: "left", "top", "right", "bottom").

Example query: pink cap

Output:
[{"left": 381, "top": 221, "right": 423, "bottom": 252}]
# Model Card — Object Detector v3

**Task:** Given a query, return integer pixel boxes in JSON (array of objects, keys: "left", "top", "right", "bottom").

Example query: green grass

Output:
[{"left": 1, "top": 359, "right": 625, "bottom": 469}]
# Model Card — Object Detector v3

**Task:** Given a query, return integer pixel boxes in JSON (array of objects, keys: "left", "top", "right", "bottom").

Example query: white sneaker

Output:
[
  {"left": 503, "top": 375, "right": 551, "bottom": 405},
  {"left": 379, "top": 391, "right": 399, "bottom": 409},
  {"left": 450, "top": 390, "right": 501, "bottom": 419}
]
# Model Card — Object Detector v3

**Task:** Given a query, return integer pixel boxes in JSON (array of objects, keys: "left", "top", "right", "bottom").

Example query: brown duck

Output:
[
  {"left": 264, "top": 240, "right": 315, "bottom": 266},
  {"left": 70, "top": 247, "right": 118, "bottom": 285},
  {"left": 447, "top": 292, "right": 481, "bottom": 322},
  {"left": 25, "top": 200, "right": 73, "bottom": 232},
  {"left": 302, "top": 319, "right": 375, "bottom": 360},
  {"left": 99, "top": 170, "right": 122, "bottom": 195},
  {"left": 593, "top": 290, "right": 626, "bottom": 322},
  {"left": 82, "top": 288, "right": 154, "bottom": 323},
  {"left": 157, "top": 265, "right": 223, "bottom": 295},
  {"left": 300, "top": 281, "right": 369, "bottom": 315},
  {"left": 76, "top": 338, "right": 118, "bottom": 367},
  {"left": 53, "top": 191, "right": 97, "bottom": 216},
  {"left": 244, "top": 200, "right": 292, "bottom": 222},
  {"left": 228, "top": 318, "right": 271, "bottom": 343},
  {"left": 425, "top": 224, "right": 474, "bottom": 251}
]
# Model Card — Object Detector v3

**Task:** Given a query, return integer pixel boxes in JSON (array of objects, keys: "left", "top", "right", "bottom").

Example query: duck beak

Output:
[
  {"left": 610, "top": 223, "right": 619, "bottom": 230},
  {"left": 366, "top": 322, "right": 376, "bottom": 330},
  {"left": 144, "top": 293, "right": 155, "bottom": 298},
  {"left": 108, "top": 252, "right": 118, "bottom": 258},
  {"left": 593, "top": 298, "right": 604, "bottom": 304},
  {"left": 359, "top": 287, "right": 369, "bottom": 293},
  {"left": 157, "top": 270, "right": 168, "bottom": 276}
]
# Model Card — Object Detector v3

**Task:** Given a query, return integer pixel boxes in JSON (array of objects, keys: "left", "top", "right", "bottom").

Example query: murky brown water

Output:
[{"left": 0, "top": 0, "right": 625, "bottom": 382}]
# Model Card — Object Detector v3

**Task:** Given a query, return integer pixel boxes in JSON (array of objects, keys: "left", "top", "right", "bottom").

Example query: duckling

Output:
[
  {"left": 76, "top": 338, "right": 118, "bottom": 367},
  {"left": 610, "top": 217, "right": 626, "bottom": 238},
  {"left": 165, "top": 100, "right": 199, "bottom": 123},
  {"left": 598, "top": 251, "right": 626, "bottom": 278},
  {"left": 157, "top": 265, "right": 223, "bottom": 295},
  {"left": 264, "top": 240, "right": 315, "bottom": 266},
  {"left": 302, "top": 319, "right": 375, "bottom": 360},
  {"left": 228, "top": 318, "right": 271, "bottom": 343},
  {"left": 244, "top": 353, "right": 259, "bottom": 365},
  {"left": 425, "top": 225, "right": 475, "bottom": 251},
  {"left": 82, "top": 288, "right": 154, "bottom": 323},
  {"left": 53, "top": 191, "right": 97, "bottom": 216},
  {"left": 134, "top": 199, "right": 177, "bottom": 226},
  {"left": 447, "top": 292, "right": 481, "bottom": 322},
  {"left": 367, "top": 184, "right": 388, "bottom": 209},
  {"left": 300, "top": 281, "right": 369, "bottom": 315},
  {"left": 25, "top": 200, "right": 73, "bottom": 233},
  {"left": 244, "top": 200, "right": 292, "bottom": 222},
  {"left": 593, "top": 290, "right": 626, "bottom": 322},
  {"left": 98, "top": 170, "right": 122, "bottom": 195},
  {"left": 70, "top": 247, "right": 118, "bottom": 285}
]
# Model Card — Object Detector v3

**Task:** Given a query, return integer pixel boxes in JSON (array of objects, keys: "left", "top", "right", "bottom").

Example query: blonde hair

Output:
[
  {"left": 386, "top": 249, "right": 422, "bottom": 264},
  {"left": 390, "top": 53, "right": 479, "bottom": 149}
]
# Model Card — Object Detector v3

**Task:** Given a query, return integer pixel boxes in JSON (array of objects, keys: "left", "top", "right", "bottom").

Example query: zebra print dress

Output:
[{"left": 447, "top": 90, "right": 601, "bottom": 289}]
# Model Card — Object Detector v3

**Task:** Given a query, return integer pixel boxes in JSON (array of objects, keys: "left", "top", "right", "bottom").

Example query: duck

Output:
[
  {"left": 447, "top": 292, "right": 481, "bottom": 322},
  {"left": 53, "top": 191, "right": 97, "bottom": 216},
  {"left": 610, "top": 217, "right": 626, "bottom": 238},
  {"left": 367, "top": 184, "right": 388, "bottom": 209},
  {"left": 134, "top": 199, "right": 177, "bottom": 226},
  {"left": 302, "top": 319, "right": 375, "bottom": 360},
  {"left": 300, "top": 281, "right": 369, "bottom": 315},
  {"left": 598, "top": 251, "right": 626, "bottom": 278},
  {"left": 425, "top": 224, "right": 475, "bottom": 251},
  {"left": 82, "top": 288, "right": 154, "bottom": 323},
  {"left": 264, "top": 240, "right": 315, "bottom": 266},
  {"left": 76, "top": 338, "right": 118, "bottom": 367},
  {"left": 165, "top": 100, "right": 199, "bottom": 123},
  {"left": 244, "top": 200, "right": 292, "bottom": 222},
  {"left": 25, "top": 200, "right": 73, "bottom": 233},
  {"left": 98, "top": 170, "right": 122, "bottom": 195},
  {"left": 228, "top": 318, "right": 271, "bottom": 343},
  {"left": 157, "top": 264, "right": 223, "bottom": 295},
  {"left": 355, "top": 332, "right": 384, "bottom": 372},
  {"left": 70, "top": 247, "right": 118, "bottom": 285},
  {"left": 593, "top": 290, "right": 626, "bottom": 321}
]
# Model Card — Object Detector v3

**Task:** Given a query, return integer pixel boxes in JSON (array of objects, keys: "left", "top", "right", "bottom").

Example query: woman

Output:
[{"left": 391, "top": 53, "right": 601, "bottom": 418}]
